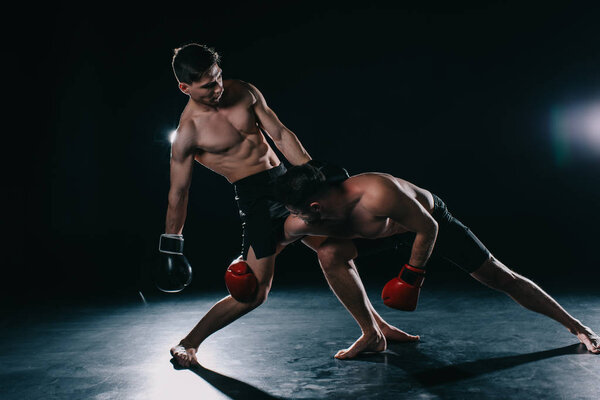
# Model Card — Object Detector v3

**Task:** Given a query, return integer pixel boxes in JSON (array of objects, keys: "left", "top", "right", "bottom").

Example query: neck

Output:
[
  {"left": 321, "top": 186, "right": 357, "bottom": 220},
  {"left": 190, "top": 98, "right": 218, "bottom": 112}
]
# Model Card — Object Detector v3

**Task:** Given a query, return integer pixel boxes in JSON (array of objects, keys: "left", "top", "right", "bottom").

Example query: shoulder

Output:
[
  {"left": 349, "top": 173, "right": 405, "bottom": 213},
  {"left": 176, "top": 117, "right": 200, "bottom": 140},
  {"left": 284, "top": 214, "right": 311, "bottom": 236},
  {"left": 231, "top": 79, "right": 257, "bottom": 92},
  {"left": 171, "top": 119, "right": 199, "bottom": 159},
  {"left": 349, "top": 173, "right": 400, "bottom": 198},
  {"left": 225, "top": 79, "right": 258, "bottom": 105}
]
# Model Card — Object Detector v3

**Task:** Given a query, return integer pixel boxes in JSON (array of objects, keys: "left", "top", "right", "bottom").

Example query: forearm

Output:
[
  {"left": 165, "top": 190, "right": 189, "bottom": 234},
  {"left": 408, "top": 226, "right": 438, "bottom": 268},
  {"left": 273, "top": 128, "right": 311, "bottom": 165}
]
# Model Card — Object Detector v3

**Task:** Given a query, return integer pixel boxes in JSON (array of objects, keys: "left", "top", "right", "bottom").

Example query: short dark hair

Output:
[
  {"left": 274, "top": 164, "right": 329, "bottom": 209},
  {"left": 172, "top": 43, "right": 221, "bottom": 84}
]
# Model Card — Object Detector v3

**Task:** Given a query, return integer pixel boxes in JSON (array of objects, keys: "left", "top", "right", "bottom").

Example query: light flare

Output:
[
  {"left": 169, "top": 130, "right": 178, "bottom": 144},
  {"left": 550, "top": 99, "right": 600, "bottom": 165}
]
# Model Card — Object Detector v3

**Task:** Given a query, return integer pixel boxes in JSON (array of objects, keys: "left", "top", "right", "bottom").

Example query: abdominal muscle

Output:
[{"left": 194, "top": 131, "right": 281, "bottom": 183}]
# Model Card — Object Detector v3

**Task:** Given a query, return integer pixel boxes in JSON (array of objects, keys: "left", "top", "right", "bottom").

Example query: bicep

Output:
[
  {"left": 373, "top": 185, "right": 437, "bottom": 233},
  {"left": 169, "top": 136, "right": 196, "bottom": 193},
  {"left": 395, "top": 201, "right": 437, "bottom": 234},
  {"left": 281, "top": 215, "right": 308, "bottom": 245},
  {"left": 244, "top": 82, "right": 285, "bottom": 138}
]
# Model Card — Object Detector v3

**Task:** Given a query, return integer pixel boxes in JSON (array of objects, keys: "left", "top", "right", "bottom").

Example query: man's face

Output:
[
  {"left": 286, "top": 204, "right": 321, "bottom": 224},
  {"left": 180, "top": 63, "right": 224, "bottom": 106}
]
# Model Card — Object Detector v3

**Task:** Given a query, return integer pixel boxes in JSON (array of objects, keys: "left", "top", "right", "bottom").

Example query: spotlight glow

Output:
[
  {"left": 551, "top": 99, "right": 600, "bottom": 164},
  {"left": 169, "top": 130, "right": 178, "bottom": 144}
]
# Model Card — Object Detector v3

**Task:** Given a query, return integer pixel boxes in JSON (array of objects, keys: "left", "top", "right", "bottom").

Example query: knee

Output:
[
  {"left": 317, "top": 242, "right": 357, "bottom": 272},
  {"left": 494, "top": 272, "right": 521, "bottom": 293},
  {"left": 246, "top": 283, "right": 271, "bottom": 308},
  {"left": 483, "top": 258, "right": 522, "bottom": 292}
]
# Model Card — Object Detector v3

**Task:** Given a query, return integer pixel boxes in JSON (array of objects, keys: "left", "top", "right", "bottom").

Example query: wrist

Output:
[
  {"left": 159, "top": 234, "right": 184, "bottom": 254},
  {"left": 407, "top": 263, "right": 426, "bottom": 270},
  {"left": 400, "top": 264, "right": 426, "bottom": 287},
  {"left": 306, "top": 160, "right": 349, "bottom": 183}
]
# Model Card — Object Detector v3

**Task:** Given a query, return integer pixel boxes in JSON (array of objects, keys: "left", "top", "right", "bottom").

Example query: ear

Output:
[
  {"left": 178, "top": 82, "right": 190, "bottom": 95},
  {"left": 309, "top": 202, "right": 321, "bottom": 212}
]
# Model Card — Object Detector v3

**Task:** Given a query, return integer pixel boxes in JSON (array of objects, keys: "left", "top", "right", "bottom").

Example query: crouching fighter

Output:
[
  {"left": 160, "top": 43, "right": 411, "bottom": 367},
  {"left": 274, "top": 162, "right": 600, "bottom": 356}
]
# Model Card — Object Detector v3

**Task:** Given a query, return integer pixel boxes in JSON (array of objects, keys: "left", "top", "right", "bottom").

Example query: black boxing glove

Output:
[{"left": 156, "top": 234, "right": 193, "bottom": 293}]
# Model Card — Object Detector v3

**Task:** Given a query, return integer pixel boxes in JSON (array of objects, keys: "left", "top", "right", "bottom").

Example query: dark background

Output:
[{"left": 5, "top": 1, "right": 599, "bottom": 304}]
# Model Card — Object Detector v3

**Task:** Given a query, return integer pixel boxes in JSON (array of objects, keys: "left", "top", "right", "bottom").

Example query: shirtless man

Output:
[
  {"left": 161, "top": 43, "right": 415, "bottom": 367},
  {"left": 276, "top": 162, "right": 600, "bottom": 357}
]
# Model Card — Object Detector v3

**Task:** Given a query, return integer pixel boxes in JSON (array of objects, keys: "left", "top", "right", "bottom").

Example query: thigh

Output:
[
  {"left": 470, "top": 256, "right": 516, "bottom": 288},
  {"left": 434, "top": 216, "right": 491, "bottom": 273},
  {"left": 314, "top": 237, "right": 358, "bottom": 264},
  {"left": 245, "top": 246, "right": 277, "bottom": 287}
]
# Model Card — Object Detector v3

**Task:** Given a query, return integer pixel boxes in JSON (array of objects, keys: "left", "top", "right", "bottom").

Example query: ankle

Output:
[
  {"left": 377, "top": 322, "right": 392, "bottom": 332},
  {"left": 567, "top": 319, "right": 585, "bottom": 335},
  {"left": 361, "top": 325, "right": 382, "bottom": 337}
]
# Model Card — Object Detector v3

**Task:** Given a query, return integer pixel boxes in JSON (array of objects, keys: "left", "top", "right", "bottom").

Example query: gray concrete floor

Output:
[{"left": 1, "top": 284, "right": 599, "bottom": 399}]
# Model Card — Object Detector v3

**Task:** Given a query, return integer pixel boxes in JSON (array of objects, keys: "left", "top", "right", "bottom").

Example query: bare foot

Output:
[
  {"left": 334, "top": 331, "right": 386, "bottom": 359},
  {"left": 170, "top": 344, "right": 199, "bottom": 367},
  {"left": 574, "top": 326, "right": 600, "bottom": 354},
  {"left": 380, "top": 324, "right": 420, "bottom": 343}
]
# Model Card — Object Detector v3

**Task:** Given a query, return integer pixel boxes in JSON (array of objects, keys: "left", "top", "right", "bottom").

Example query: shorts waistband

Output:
[{"left": 233, "top": 164, "right": 287, "bottom": 189}]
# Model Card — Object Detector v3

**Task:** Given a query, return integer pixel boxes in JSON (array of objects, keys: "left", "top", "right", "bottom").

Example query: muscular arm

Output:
[
  {"left": 365, "top": 180, "right": 438, "bottom": 268},
  {"left": 244, "top": 82, "right": 311, "bottom": 165},
  {"left": 280, "top": 215, "right": 309, "bottom": 246},
  {"left": 164, "top": 122, "right": 197, "bottom": 234}
]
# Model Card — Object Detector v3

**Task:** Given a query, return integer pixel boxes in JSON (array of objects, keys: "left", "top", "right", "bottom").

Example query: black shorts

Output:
[
  {"left": 233, "top": 164, "right": 290, "bottom": 260},
  {"left": 352, "top": 194, "right": 490, "bottom": 273}
]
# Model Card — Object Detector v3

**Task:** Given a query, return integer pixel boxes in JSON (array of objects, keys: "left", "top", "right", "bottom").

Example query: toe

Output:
[
  {"left": 334, "top": 350, "right": 347, "bottom": 359},
  {"left": 340, "top": 348, "right": 359, "bottom": 359}
]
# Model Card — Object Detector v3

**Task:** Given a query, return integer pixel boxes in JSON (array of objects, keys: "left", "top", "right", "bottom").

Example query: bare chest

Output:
[
  {"left": 196, "top": 107, "right": 260, "bottom": 154},
  {"left": 348, "top": 214, "right": 408, "bottom": 239},
  {"left": 316, "top": 215, "right": 408, "bottom": 240}
]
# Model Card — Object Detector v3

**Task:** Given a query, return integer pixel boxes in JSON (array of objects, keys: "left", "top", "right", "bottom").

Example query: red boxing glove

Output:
[
  {"left": 381, "top": 264, "right": 426, "bottom": 311},
  {"left": 225, "top": 258, "right": 258, "bottom": 303}
]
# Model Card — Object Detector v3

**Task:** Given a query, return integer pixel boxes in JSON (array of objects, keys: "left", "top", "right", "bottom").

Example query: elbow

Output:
[
  {"left": 430, "top": 219, "right": 439, "bottom": 238},
  {"left": 270, "top": 129, "right": 285, "bottom": 144},
  {"left": 271, "top": 124, "right": 297, "bottom": 143},
  {"left": 422, "top": 218, "right": 438, "bottom": 239},
  {"left": 431, "top": 219, "right": 439, "bottom": 233}
]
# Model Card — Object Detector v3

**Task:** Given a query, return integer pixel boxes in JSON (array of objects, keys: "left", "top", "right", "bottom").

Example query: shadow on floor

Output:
[
  {"left": 356, "top": 342, "right": 589, "bottom": 387},
  {"left": 170, "top": 358, "right": 286, "bottom": 400}
]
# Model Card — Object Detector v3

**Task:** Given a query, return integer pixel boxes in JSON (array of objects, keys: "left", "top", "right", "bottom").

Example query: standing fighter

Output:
[
  {"left": 161, "top": 43, "right": 416, "bottom": 367},
  {"left": 275, "top": 162, "right": 600, "bottom": 357}
]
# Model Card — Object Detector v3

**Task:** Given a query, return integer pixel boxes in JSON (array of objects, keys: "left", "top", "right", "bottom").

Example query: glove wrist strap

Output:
[
  {"left": 159, "top": 234, "right": 184, "bottom": 255},
  {"left": 400, "top": 263, "right": 426, "bottom": 287},
  {"left": 406, "top": 263, "right": 426, "bottom": 271}
]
